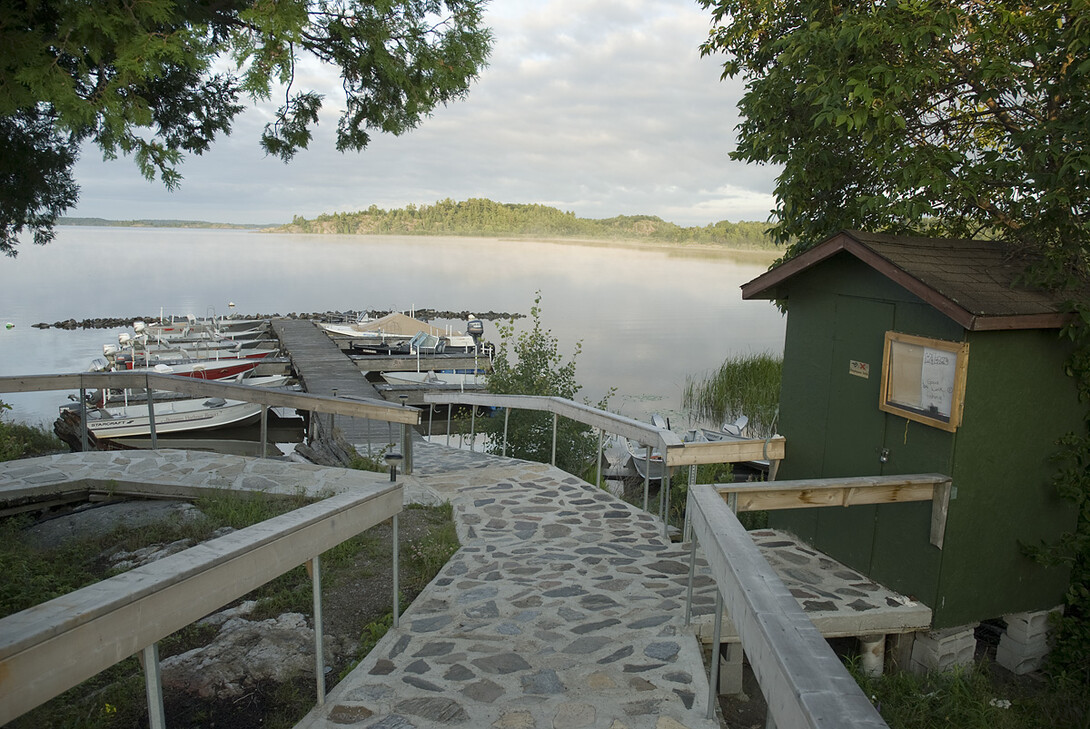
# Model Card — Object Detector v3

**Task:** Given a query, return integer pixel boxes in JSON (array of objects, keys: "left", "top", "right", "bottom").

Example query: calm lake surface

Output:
[{"left": 0, "top": 227, "right": 786, "bottom": 428}]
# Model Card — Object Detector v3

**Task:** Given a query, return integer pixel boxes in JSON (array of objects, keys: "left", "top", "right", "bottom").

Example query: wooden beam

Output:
[
  {"left": 714, "top": 473, "right": 953, "bottom": 548},
  {"left": 664, "top": 437, "right": 785, "bottom": 467}
]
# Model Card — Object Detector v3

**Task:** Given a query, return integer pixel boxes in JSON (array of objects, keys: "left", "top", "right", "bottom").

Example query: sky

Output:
[{"left": 69, "top": 0, "right": 780, "bottom": 228}]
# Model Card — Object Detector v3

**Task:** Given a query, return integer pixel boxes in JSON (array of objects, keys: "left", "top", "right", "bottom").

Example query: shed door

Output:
[{"left": 812, "top": 296, "right": 895, "bottom": 568}]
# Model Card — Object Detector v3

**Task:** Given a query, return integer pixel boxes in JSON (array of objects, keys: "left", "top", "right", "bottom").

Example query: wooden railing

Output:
[
  {"left": 0, "top": 479, "right": 403, "bottom": 727},
  {"left": 715, "top": 473, "right": 953, "bottom": 548},
  {"left": 0, "top": 371, "right": 421, "bottom": 466},
  {"left": 688, "top": 484, "right": 890, "bottom": 729}
]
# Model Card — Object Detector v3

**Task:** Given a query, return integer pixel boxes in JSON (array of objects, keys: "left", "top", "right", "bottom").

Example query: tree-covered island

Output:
[{"left": 275, "top": 197, "right": 777, "bottom": 249}]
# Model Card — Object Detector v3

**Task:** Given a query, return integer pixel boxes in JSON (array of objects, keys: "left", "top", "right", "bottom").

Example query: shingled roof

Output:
[{"left": 741, "top": 230, "right": 1075, "bottom": 331}]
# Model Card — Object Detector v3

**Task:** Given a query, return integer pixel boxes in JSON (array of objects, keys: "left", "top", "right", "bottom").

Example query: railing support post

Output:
[
  {"left": 662, "top": 464, "right": 670, "bottom": 538},
  {"left": 260, "top": 405, "right": 268, "bottom": 458},
  {"left": 502, "top": 408, "right": 510, "bottom": 457},
  {"left": 551, "top": 413, "right": 558, "bottom": 466},
  {"left": 79, "top": 381, "right": 89, "bottom": 452},
  {"left": 446, "top": 408, "right": 451, "bottom": 447},
  {"left": 142, "top": 643, "right": 166, "bottom": 729},
  {"left": 402, "top": 423, "right": 413, "bottom": 475},
  {"left": 643, "top": 445, "right": 651, "bottom": 512},
  {"left": 596, "top": 428, "right": 604, "bottom": 487},
  {"left": 144, "top": 375, "right": 157, "bottom": 448},
  {"left": 684, "top": 464, "right": 697, "bottom": 542},
  {"left": 685, "top": 536, "right": 697, "bottom": 626},
  {"left": 310, "top": 556, "right": 326, "bottom": 704},
  {"left": 470, "top": 405, "right": 477, "bottom": 451},
  {"left": 392, "top": 513, "right": 400, "bottom": 628},
  {"left": 707, "top": 587, "right": 724, "bottom": 720}
]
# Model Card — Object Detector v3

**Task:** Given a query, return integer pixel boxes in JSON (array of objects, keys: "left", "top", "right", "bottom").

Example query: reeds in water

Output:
[{"left": 682, "top": 352, "right": 782, "bottom": 437}]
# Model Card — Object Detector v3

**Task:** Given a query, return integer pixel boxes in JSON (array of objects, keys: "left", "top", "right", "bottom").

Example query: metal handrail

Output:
[
  {"left": 423, "top": 391, "right": 787, "bottom": 533},
  {"left": 0, "top": 476, "right": 403, "bottom": 727},
  {"left": 0, "top": 372, "right": 421, "bottom": 425},
  {"left": 688, "top": 484, "right": 890, "bottom": 728}
]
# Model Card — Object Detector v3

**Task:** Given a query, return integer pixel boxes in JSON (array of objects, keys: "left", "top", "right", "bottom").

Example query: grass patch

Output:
[
  {"left": 851, "top": 660, "right": 1090, "bottom": 729},
  {"left": 0, "top": 400, "right": 64, "bottom": 461}
]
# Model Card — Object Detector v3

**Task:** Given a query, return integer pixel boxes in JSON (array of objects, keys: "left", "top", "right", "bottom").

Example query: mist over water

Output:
[{"left": 0, "top": 227, "right": 785, "bottom": 427}]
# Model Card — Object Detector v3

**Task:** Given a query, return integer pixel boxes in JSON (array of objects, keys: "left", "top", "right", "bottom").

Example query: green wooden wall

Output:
[{"left": 770, "top": 255, "right": 1080, "bottom": 628}]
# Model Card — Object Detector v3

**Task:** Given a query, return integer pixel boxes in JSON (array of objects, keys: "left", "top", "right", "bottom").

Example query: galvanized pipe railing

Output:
[
  {"left": 0, "top": 482, "right": 403, "bottom": 727},
  {"left": 423, "top": 392, "right": 786, "bottom": 532},
  {"left": 0, "top": 372, "right": 421, "bottom": 469}
]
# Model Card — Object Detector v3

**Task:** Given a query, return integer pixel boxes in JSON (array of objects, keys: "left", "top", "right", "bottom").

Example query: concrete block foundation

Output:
[
  {"left": 909, "top": 624, "right": 978, "bottom": 674},
  {"left": 996, "top": 607, "right": 1062, "bottom": 675}
]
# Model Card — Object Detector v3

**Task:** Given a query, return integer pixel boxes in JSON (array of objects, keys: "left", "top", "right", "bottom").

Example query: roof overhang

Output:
[{"left": 741, "top": 232, "right": 1073, "bottom": 332}]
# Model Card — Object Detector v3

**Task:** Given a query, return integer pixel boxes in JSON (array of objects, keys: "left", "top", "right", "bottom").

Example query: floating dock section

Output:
[{"left": 271, "top": 319, "right": 410, "bottom": 454}]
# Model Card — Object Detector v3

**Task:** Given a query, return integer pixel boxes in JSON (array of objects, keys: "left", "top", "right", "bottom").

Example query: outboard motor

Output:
[{"left": 467, "top": 318, "right": 484, "bottom": 339}]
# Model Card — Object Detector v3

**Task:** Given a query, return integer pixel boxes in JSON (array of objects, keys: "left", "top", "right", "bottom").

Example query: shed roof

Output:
[{"left": 741, "top": 230, "right": 1075, "bottom": 331}]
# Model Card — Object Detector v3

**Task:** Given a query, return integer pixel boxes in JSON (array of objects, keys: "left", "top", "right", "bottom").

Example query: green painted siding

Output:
[{"left": 770, "top": 253, "right": 1080, "bottom": 628}]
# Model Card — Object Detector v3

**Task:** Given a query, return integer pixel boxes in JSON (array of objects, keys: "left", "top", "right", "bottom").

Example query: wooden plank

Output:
[
  {"left": 664, "top": 437, "right": 786, "bottom": 467},
  {"left": 0, "top": 484, "right": 402, "bottom": 725},
  {"left": 731, "top": 481, "right": 939, "bottom": 512},
  {"left": 688, "top": 485, "right": 889, "bottom": 729}
]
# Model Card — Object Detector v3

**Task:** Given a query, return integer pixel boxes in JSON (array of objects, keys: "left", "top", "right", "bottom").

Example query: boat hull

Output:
[{"left": 81, "top": 399, "right": 263, "bottom": 439}]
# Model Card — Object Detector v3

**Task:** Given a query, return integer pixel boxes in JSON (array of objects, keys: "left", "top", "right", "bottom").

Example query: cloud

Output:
[{"left": 69, "top": 0, "right": 778, "bottom": 227}]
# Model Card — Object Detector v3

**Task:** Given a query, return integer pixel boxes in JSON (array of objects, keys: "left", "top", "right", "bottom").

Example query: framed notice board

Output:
[{"left": 879, "top": 331, "right": 969, "bottom": 432}]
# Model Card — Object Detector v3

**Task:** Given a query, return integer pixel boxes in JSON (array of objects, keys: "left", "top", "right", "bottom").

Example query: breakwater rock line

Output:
[{"left": 30, "top": 309, "right": 524, "bottom": 330}]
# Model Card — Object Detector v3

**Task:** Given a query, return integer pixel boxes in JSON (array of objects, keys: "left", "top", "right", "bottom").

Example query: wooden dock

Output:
[{"left": 270, "top": 319, "right": 412, "bottom": 452}]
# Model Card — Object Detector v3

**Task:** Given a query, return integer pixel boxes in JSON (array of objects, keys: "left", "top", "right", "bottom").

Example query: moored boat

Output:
[{"left": 61, "top": 397, "right": 263, "bottom": 439}]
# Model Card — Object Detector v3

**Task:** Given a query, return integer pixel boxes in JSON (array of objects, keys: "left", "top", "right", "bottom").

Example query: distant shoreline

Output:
[{"left": 57, "top": 219, "right": 782, "bottom": 262}]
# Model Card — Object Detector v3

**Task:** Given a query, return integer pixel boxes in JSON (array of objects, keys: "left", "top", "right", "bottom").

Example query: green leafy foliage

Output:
[
  {"left": 698, "top": 0, "right": 1090, "bottom": 278},
  {"left": 482, "top": 294, "right": 611, "bottom": 476},
  {"left": 0, "top": 400, "right": 64, "bottom": 461},
  {"left": 700, "top": 0, "right": 1090, "bottom": 685},
  {"left": 281, "top": 197, "right": 778, "bottom": 247},
  {"left": 1, "top": 0, "right": 493, "bottom": 255}
]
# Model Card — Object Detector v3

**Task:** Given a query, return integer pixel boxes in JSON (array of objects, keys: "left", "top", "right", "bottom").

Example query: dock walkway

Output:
[{"left": 271, "top": 319, "right": 406, "bottom": 449}]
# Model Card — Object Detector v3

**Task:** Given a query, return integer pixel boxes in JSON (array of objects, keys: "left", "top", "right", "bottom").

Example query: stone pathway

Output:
[{"left": 297, "top": 457, "right": 721, "bottom": 729}]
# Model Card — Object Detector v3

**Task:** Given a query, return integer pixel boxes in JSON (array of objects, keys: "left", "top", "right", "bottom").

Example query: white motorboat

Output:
[
  {"left": 626, "top": 414, "right": 671, "bottom": 481},
  {"left": 320, "top": 312, "right": 477, "bottom": 350},
  {"left": 68, "top": 397, "right": 263, "bottom": 439},
  {"left": 379, "top": 370, "right": 487, "bottom": 386}
]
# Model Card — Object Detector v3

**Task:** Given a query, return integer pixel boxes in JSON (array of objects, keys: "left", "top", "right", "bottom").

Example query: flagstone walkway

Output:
[{"left": 297, "top": 447, "right": 722, "bottom": 729}]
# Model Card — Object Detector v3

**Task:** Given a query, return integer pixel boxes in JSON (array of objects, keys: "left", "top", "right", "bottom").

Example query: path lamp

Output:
[{"left": 384, "top": 452, "right": 403, "bottom": 482}]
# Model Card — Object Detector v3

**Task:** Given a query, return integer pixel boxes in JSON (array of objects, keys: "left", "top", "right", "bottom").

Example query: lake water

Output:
[{"left": 0, "top": 227, "right": 786, "bottom": 429}]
